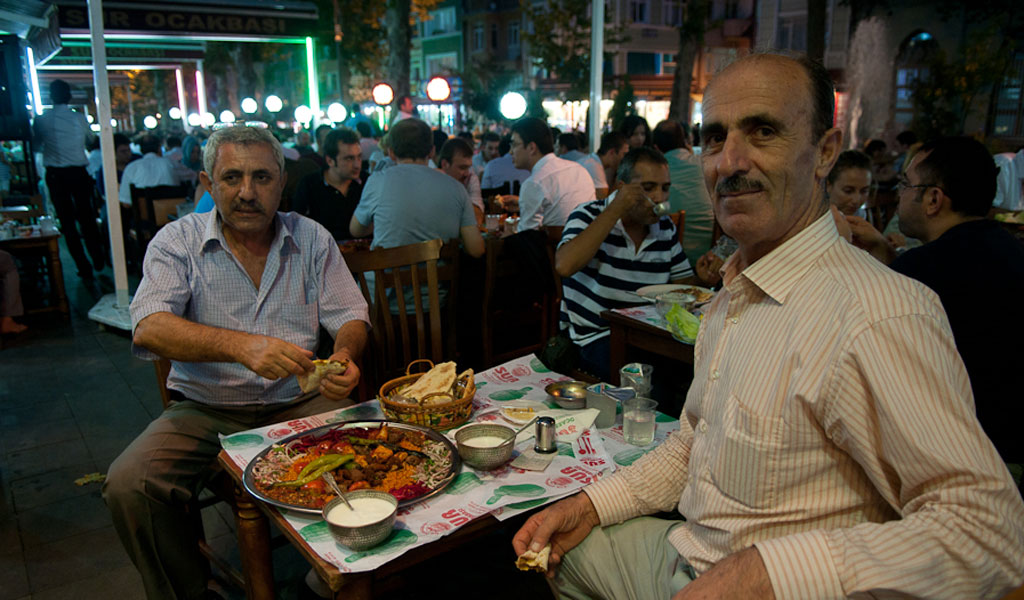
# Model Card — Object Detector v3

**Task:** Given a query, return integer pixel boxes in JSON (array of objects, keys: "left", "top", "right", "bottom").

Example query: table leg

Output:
[
  {"left": 334, "top": 574, "right": 372, "bottom": 600},
  {"left": 608, "top": 324, "right": 625, "bottom": 386},
  {"left": 47, "top": 238, "right": 69, "bottom": 316},
  {"left": 233, "top": 487, "right": 275, "bottom": 600}
]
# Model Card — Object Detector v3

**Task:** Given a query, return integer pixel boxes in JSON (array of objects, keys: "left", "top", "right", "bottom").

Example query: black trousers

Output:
[{"left": 46, "top": 166, "right": 105, "bottom": 274}]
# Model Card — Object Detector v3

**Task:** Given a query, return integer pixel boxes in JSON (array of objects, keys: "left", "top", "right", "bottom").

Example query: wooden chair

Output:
[
  {"left": 129, "top": 184, "right": 188, "bottom": 262},
  {"left": 480, "top": 234, "right": 554, "bottom": 368},
  {"left": 152, "top": 358, "right": 248, "bottom": 593},
  {"left": 343, "top": 239, "right": 460, "bottom": 394}
]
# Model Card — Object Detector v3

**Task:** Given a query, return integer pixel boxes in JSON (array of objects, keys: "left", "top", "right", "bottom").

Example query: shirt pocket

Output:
[
  {"left": 708, "top": 394, "right": 786, "bottom": 509},
  {"left": 272, "top": 300, "right": 319, "bottom": 352}
]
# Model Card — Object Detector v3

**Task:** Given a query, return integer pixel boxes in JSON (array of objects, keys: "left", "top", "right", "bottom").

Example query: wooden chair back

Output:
[
  {"left": 343, "top": 239, "right": 459, "bottom": 391},
  {"left": 670, "top": 209, "right": 686, "bottom": 249},
  {"left": 481, "top": 234, "right": 552, "bottom": 368}
]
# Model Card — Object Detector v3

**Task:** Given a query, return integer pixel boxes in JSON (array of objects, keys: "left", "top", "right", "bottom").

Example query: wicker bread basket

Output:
[{"left": 377, "top": 360, "right": 476, "bottom": 431}]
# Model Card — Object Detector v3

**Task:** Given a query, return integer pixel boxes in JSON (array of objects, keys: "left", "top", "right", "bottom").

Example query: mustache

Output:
[
  {"left": 231, "top": 201, "right": 265, "bottom": 214},
  {"left": 716, "top": 175, "right": 765, "bottom": 196}
]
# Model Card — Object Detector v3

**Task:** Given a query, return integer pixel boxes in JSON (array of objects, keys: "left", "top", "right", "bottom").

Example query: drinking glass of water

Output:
[{"left": 623, "top": 397, "right": 658, "bottom": 446}]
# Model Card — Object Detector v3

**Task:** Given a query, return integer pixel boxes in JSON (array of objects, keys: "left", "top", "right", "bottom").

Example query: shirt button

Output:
[
  {"left": 711, "top": 369, "right": 720, "bottom": 380},
  {"left": 699, "top": 421, "right": 708, "bottom": 433},
  {"left": 729, "top": 317, "right": 739, "bottom": 324}
]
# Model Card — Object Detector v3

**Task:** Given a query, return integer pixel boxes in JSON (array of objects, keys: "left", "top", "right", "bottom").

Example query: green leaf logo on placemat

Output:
[
  {"left": 344, "top": 529, "right": 418, "bottom": 562},
  {"left": 476, "top": 381, "right": 488, "bottom": 387},
  {"left": 489, "top": 387, "right": 532, "bottom": 401},
  {"left": 529, "top": 357, "right": 551, "bottom": 373},
  {"left": 507, "top": 497, "right": 549, "bottom": 510},
  {"left": 486, "top": 484, "right": 546, "bottom": 505},
  {"left": 221, "top": 434, "right": 264, "bottom": 449},
  {"left": 298, "top": 521, "right": 332, "bottom": 543},
  {"left": 557, "top": 443, "right": 575, "bottom": 457},
  {"left": 655, "top": 412, "right": 675, "bottom": 423},
  {"left": 445, "top": 472, "right": 483, "bottom": 495},
  {"left": 613, "top": 448, "right": 648, "bottom": 466}
]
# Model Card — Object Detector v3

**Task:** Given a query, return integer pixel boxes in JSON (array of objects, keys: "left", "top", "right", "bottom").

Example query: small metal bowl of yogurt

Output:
[
  {"left": 322, "top": 490, "right": 399, "bottom": 551},
  {"left": 455, "top": 423, "right": 516, "bottom": 470}
]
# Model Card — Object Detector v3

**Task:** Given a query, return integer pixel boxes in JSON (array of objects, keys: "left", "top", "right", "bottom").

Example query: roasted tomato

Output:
[
  {"left": 316, "top": 441, "right": 333, "bottom": 454},
  {"left": 301, "top": 478, "right": 326, "bottom": 492},
  {"left": 331, "top": 441, "right": 355, "bottom": 455},
  {"left": 348, "top": 481, "right": 370, "bottom": 491}
]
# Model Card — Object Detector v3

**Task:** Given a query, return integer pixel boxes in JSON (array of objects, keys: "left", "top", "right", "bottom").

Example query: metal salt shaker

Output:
[{"left": 534, "top": 416, "right": 556, "bottom": 453}]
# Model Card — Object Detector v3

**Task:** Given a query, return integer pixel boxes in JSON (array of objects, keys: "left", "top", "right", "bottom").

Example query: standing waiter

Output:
[{"left": 32, "top": 79, "right": 106, "bottom": 278}]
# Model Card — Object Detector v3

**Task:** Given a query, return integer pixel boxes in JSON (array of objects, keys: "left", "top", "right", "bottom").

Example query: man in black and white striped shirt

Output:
[{"left": 555, "top": 147, "right": 693, "bottom": 379}]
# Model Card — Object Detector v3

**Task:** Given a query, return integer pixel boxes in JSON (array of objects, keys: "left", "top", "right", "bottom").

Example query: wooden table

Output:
[
  {"left": 0, "top": 232, "right": 69, "bottom": 317},
  {"left": 602, "top": 308, "right": 694, "bottom": 386},
  {"left": 216, "top": 451, "right": 519, "bottom": 600}
]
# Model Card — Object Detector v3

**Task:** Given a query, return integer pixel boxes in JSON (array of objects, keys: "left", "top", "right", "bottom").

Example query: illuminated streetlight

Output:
[
  {"left": 143, "top": 115, "right": 158, "bottom": 129},
  {"left": 86, "top": 114, "right": 94, "bottom": 123},
  {"left": 327, "top": 102, "right": 347, "bottom": 123},
  {"left": 241, "top": 97, "right": 258, "bottom": 114},
  {"left": 201, "top": 113, "right": 216, "bottom": 127},
  {"left": 426, "top": 76, "right": 451, "bottom": 102},
  {"left": 219, "top": 110, "right": 236, "bottom": 123},
  {"left": 90, "top": 123, "right": 101, "bottom": 132},
  {"left": 168, "top": 106, "right": 182, "bottom": 120},
  {"left": 294, "top": 105, "right": 313, "bottom": 125},
  {"left": 110, "top": 118, "right": 118, "bottom": 127},
  {"left": 265, "top": 95, "right": 283, "bottom": 113},
  {"left": 187, "top": 112, "right": 201, "bottom": 127},
  {"left": 371, "top": 83, "right": 394, "bottom": 106},
  {"left": 500, "top": 92, "right": 527, "bottom": 120}
]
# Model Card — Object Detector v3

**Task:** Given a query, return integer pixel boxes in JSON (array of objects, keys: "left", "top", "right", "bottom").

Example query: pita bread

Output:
[
  {"left": 402, "top": 361, "right": 457, "bottom": 403},
  {"left": 515, "top": 544, "right": 551, "bottom": 573},
  {"left": 297, "top": 359, "right": 348, "bottom": 393}
]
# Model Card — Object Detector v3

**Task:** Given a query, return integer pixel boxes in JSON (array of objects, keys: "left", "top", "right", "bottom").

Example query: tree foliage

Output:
[
  {"left": 669, "top": 0, "right": 712, "bottom": 123},
  {"left": 908, "top": 25, "right": 1011, "bottom": 138},
  {"left": 460, "top": 54, "right": 518, "bottom": 124},
  {"left": 607, "top": 76, "right": 636, "bottom": 133},
  {"left": 521, "top": 0, "right": 626, "bottom": 101}
]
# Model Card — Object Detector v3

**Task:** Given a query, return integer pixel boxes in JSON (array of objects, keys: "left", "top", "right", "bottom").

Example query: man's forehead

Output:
[
  {"left": 703, "top": 58, "right": 809, "bottom": 123},
  {"left": 215, "top": 142, "right": 278, "bottom": 170}
]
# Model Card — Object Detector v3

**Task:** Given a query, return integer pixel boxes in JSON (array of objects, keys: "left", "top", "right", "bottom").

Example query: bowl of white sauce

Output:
[
  {"left": 322, "top": 490, "right": 399, "bottom": 551},
  {"left": 455, "top": 423, "right": 516, "bottom": 470}
]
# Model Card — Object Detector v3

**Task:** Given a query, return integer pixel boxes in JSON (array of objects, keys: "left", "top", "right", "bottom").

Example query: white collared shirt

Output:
[
  {"left": 119, "top": 153, "right": 181, "bottom": 207},
  {"left": 516, "top": 153, "right": 595, "bottom": 232}
]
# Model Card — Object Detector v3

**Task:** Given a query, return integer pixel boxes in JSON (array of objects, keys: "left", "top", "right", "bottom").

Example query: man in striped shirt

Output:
[
  {"left": 515, "top": 53, "right": 1024, "bottom": 599},
  {"left": 555, "top": 147, "right": 693, "bottom": 380}
]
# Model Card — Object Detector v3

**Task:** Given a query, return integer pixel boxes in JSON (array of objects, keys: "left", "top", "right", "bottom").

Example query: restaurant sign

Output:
[{"left": 58, "top": 5, "right": 317, "bottom": 39}]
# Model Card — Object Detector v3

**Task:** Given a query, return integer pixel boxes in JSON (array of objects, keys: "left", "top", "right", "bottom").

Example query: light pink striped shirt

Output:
[{"left": 585, "top": 212, "right": 1024, "bottom": 598}]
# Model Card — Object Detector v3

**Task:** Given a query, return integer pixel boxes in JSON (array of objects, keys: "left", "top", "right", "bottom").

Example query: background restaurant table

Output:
[
  {"left": 217, "top": 354, "right": 680, "bottom": 599},
  {"left": 602, "top": 305, "right": 694, "bottom": 385},
  {"left": 0, "top": 231, "right": 69, "bottom": 317}
]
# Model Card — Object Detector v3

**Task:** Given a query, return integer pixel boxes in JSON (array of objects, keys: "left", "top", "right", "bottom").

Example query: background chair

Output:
[
  {"left": 343, "top": 239, "right": 460, "bottom": 395},
  {"left": 129, "top": 184, "right": 188, "bottom": 264}
]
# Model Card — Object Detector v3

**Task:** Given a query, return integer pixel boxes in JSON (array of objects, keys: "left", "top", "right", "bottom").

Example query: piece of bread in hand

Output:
[
  {"left": 515, "top": 544, "right": 551, "bottom": 573},
  {"left": 297, "top": 359, "right": 348, "bottom": 394}
]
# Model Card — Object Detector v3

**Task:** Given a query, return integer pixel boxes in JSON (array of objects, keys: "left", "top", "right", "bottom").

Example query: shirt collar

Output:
[
  {"left": 200, "top": 208, "right": 294, "bottom": 254},
  {"left": 532, "top": 153, "right": 555, "bottom": 174},
  {"left": 722, "top": 211, "right": 839, "bottom": 305}
]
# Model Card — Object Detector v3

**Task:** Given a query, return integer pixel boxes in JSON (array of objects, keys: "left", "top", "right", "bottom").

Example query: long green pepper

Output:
[{"left": 276, "top": 454, "right": 354, "bottom": 488}]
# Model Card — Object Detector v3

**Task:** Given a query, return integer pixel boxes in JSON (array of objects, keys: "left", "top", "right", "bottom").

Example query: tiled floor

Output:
[{"left": 1, "top": 242, "right": 552, "bottom": 600}]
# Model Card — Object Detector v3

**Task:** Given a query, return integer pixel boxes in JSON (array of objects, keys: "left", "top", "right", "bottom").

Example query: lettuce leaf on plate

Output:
[{"left": 665, "top": 304, "right": 700, "bottom": 343}]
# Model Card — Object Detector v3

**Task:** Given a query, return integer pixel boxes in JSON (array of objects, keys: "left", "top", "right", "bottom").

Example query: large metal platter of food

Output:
[{"left": 243, "top": 420, "right": 461, "bottom": 515}]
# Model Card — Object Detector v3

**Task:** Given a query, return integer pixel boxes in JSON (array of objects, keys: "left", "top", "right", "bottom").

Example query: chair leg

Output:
[{"left": 233, "top": 485, "right": 275, "bottom": 600}]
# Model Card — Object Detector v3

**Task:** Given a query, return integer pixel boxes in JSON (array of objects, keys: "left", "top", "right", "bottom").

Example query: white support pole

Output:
[
  {"left": 87, "top": 0, "right": 131, "bottom": 315},
  {"left": 305, "top": 37, "right": 321, "bottom": 127},
  {"left": 588, "top": 0, "right": 605, "bottom": 152},
  {"left": 175, "top": 66, "right": 190, "bottom": 134},
  {"left": 195, "top": 60, "right": 207, "bottom": 122}
]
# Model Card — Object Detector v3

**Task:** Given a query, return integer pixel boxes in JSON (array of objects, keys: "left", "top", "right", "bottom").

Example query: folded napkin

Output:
[{"left": 514, "top": 408, "right": 600, "bottom": 445}]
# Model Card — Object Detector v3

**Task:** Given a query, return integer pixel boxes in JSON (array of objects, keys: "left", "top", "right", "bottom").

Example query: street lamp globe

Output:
[
  {"left": 500, "top": 92, "right": 527, "bottom": 120},
  {"left": 143, "top": 115, "right": 158, "bottom": 129},
  {"left": 294, "top": 105, "right": 313, "bottom": 125},
  {"left": 201, "top": 112, "right": 216, "bottom": 128},
  {"left": 265, "top": 95, "right": 283, "bottom": 113},
  {"left": 168, "top": 107, "right": 182, "bottom": 120},
  {"left": 371, "top": 83, "right": 394, "bottom": 107},
  {"left": 220, "top": 110, "right": 236, "bottom": 123},
  {"left": 327, "top": 102, "right": 347, "bottom": 123},
  {"left": 187, "top": 113, "right": 201, "bottom": 127},
  {"left": 426, "top": 76, "right": 451, "bottom": 102},
  {"left": 241, "top": 97, "right": 258, "bottom": 114}
]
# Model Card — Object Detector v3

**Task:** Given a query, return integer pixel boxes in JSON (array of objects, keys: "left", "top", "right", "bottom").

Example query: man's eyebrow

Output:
[
  {"left": 738, "top": 114, "right": 786, "bottom": 133},
  {"left": 701, "top": 122, "right": 725, "bottom": 139}
]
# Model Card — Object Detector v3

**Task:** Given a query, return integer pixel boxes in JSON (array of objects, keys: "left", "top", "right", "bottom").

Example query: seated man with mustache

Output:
[{"left": 104, "top": 125, "right": 370, "bottom": 600}]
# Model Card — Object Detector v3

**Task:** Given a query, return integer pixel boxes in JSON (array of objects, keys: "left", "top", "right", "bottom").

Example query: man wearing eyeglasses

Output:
[{"left": 843, "top": 136, "right": 1024, "bottom": 468}]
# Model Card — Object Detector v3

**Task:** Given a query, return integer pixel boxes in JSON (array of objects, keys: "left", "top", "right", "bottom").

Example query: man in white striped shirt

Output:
[
  {"left": 515, "top": 53, "right": 1024, "bottom": 599},
  {"left": 555, "top": 147, "right": 693, "bottom": 380},
  {"left": 105, "top": 125, "right": 370, "bottom": 600}
]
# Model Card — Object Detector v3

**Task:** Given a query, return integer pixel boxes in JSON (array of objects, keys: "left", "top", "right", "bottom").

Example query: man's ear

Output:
[
  {"left": 199, "top": 170, "right": 212, "bottom": 191},
  {"left": 923, "top": 187, "right": 946, "bottom": 217},
  {"left": 814, "top": 127, "right": 843, "bottom": 181}
]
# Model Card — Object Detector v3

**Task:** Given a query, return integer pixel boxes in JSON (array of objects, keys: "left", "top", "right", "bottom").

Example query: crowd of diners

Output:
[{"left": 21, "top": 50, "right": 1024, "bottom": 600}]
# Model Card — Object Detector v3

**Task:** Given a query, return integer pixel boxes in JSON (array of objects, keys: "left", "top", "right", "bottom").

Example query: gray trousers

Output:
[
  {"left": 103, "top": 394, "right": 351, "bottom": 600},
  {"left": 551, "top": 517, "right": 694, "bottom": 600},
  {"left": 0, "top": 250, "right": 23, "bottom": 317}
]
